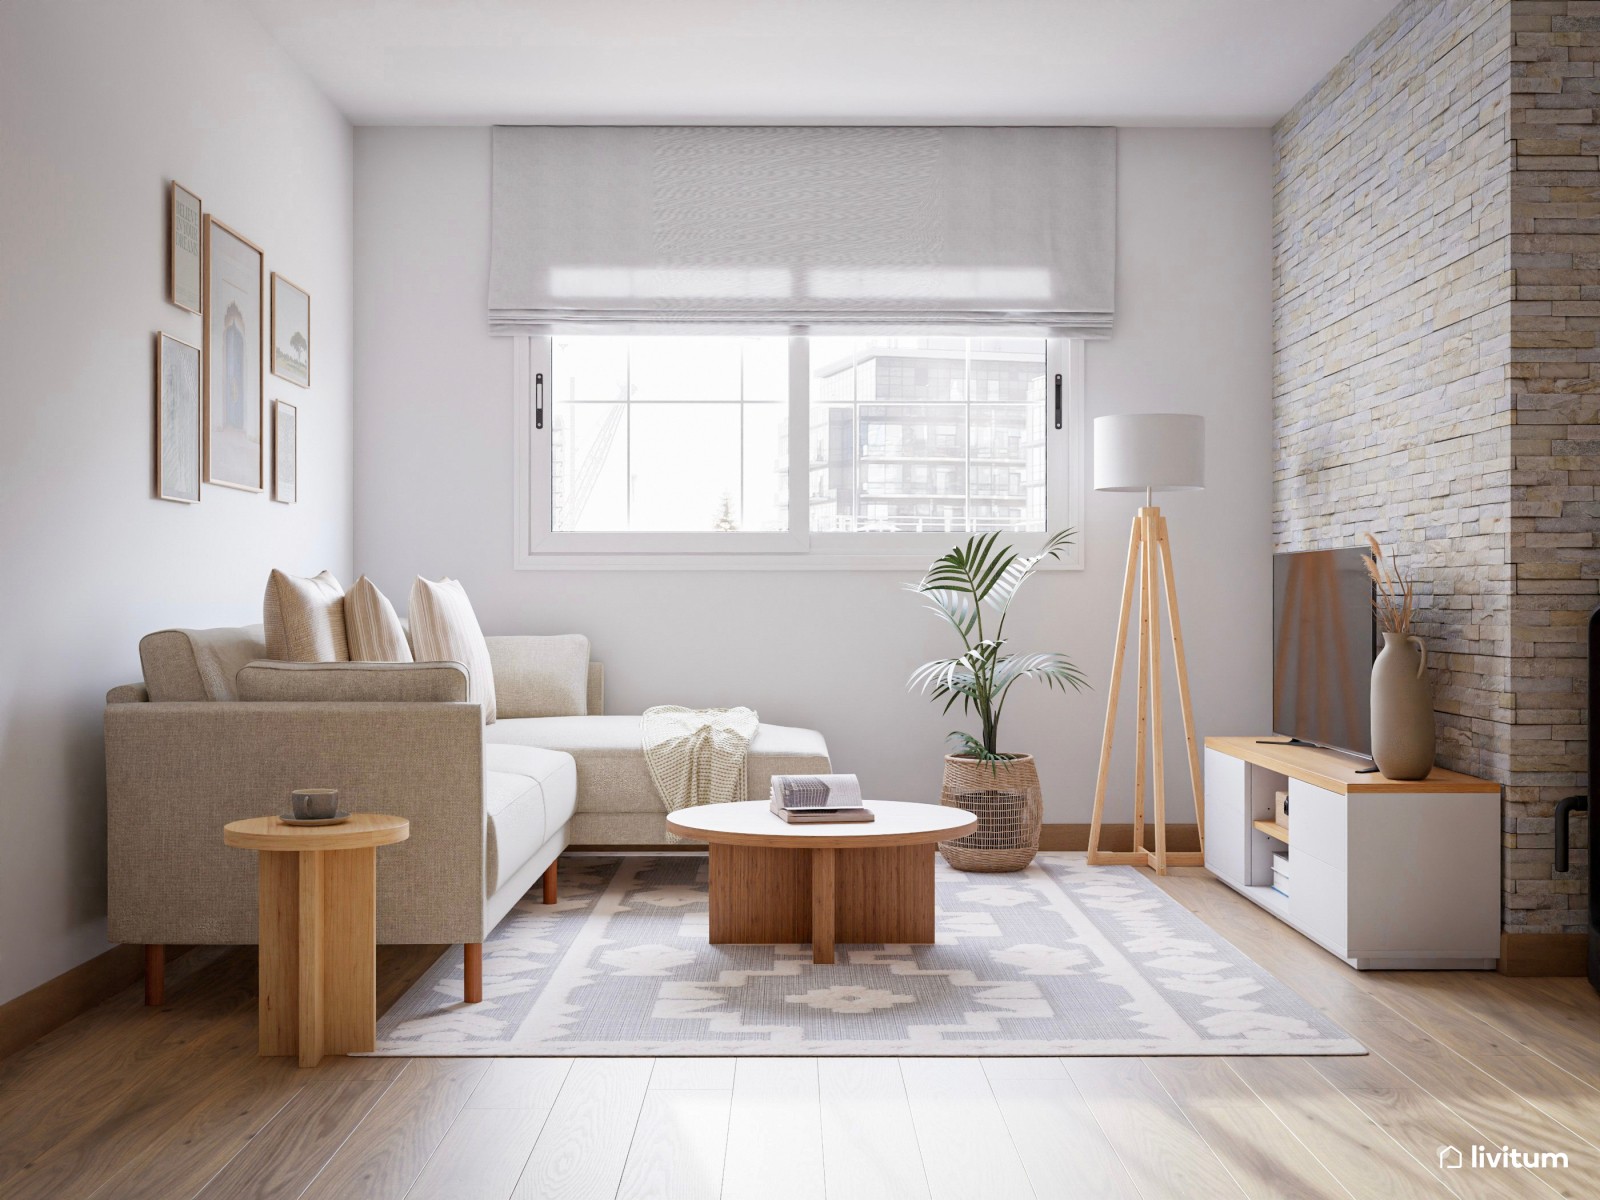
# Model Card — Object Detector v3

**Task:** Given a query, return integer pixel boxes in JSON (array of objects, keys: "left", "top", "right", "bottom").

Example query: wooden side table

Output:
[{"left": 223, "top": 814, "right": 409, "bottom": 1067}]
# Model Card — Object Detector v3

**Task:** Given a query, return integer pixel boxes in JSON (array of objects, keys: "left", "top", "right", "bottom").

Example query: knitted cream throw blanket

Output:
[{"left": 641, "top": 705, "right": 760, "bottom": 812}]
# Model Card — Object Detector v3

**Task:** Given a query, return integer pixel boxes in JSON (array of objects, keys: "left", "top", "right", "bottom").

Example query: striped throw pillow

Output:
[
  {"left": 408, "top": 576, "right": 497, "bottom": 723},
  {"left": 262, "top": 569, "right": 349, "bottom": 662},
  {"left": 345, "top": 576, "right": 413, "bottom": 662}
]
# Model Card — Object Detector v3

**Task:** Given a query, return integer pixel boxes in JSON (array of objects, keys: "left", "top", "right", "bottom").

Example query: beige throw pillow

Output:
[
  {"left": 262, "top": 570, "right": 349, "bottom": 662},
  {"left": 345, "top": 576, "right": 413, "bottom": 662},
  {"left": 409, "top": 576, "right": 497, "bottom": 723},
  {"left": 485, "top": 635, "right": 590, "bottom": 717}
]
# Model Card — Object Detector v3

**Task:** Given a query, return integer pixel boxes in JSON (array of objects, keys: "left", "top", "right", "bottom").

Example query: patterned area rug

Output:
[{"left": 372, "top": 853, "right": 1363, "bottom": 1056}]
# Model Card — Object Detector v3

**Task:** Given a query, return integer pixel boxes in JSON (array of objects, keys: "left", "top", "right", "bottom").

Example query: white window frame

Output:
[{"left": 514, "top": 334, "right": 1085, "bottom": 571}]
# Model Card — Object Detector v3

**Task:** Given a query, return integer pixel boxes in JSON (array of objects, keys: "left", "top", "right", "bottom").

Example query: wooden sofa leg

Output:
[
  {"left": 464, "top": 942, "right": 483, "bottom": 1004},
  {"left": 542, "top": 859, "right": 558, "bottom": 905},
  {"left": 144, "top": 944, "right": 165, "bottom": 1007}
]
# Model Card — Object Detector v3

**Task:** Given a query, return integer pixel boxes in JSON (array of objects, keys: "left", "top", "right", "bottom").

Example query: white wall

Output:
[
  {"left": 353, "top": 126, "right": 1272, "bottom": 829},
  {"left": 0, "top": 0, "right": 353, "bottom": 1004}
]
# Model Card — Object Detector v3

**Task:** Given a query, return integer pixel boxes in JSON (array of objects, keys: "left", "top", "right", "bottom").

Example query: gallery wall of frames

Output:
[{"left": 155, "top": 179, "right": 307, "bottom": 506}]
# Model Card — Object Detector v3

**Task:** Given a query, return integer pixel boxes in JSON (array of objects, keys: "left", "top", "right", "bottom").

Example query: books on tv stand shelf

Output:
[{"left": 1202, "top": 736, "right": 1502, "bottom": 971}]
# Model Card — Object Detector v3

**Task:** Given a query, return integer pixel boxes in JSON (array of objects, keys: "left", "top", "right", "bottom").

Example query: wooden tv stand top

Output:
[{"left": 1204, "top": 737, "right": 1501, "bottom": 796}]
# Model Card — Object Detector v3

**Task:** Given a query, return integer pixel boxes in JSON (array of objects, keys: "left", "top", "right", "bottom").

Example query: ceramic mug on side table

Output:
[{"left": 290, "top": 788, "right": 340, "bottom": 821}]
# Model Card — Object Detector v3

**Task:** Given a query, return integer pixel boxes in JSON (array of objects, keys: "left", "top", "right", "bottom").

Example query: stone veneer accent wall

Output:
[
  {"left": 1507, "top": 0, "right": 1598, "bottom": 934},
  {"left": 1275, "top": 0, "right": 1594, "bottom": 939}
]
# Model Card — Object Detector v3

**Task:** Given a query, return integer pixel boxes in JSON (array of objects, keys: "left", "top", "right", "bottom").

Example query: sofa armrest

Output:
[
  {"left": 235, "top": 659, "right": 470, "bottom": 703},
  {"left": 106, "top": 700, "right": 487, "bottom": 946}
]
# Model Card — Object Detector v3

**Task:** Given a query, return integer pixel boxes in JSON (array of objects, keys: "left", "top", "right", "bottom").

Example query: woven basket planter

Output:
[{"left": 938, "top": 754, "right": 1042, "bottom": 872}]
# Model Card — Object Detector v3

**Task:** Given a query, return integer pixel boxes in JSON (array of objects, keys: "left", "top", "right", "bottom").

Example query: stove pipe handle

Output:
[{"left": 1555, "top": 794, "right": 1589, "bottom": 874}]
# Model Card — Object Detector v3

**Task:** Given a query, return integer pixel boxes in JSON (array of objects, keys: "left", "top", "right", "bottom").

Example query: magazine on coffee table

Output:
[{"left": 769, "top": 773, "right": 875, "bottom": 823}]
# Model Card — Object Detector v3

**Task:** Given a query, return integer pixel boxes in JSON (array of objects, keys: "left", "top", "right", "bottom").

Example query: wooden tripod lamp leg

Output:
[
  {"left": 1133, "top": 509, "right": 1154, "bottom": 857},
  {"left": 1145, "top": 509, "right": 1169, "bottom": 875},
  {"left": 1155, "top": 514, "right": 1205, "bottom": 841},
  {"left": 1088, "top": 513, "right": 1144, "bottom": 865}
]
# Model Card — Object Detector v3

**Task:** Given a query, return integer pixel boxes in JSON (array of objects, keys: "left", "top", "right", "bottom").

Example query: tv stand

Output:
[
  {"left": 1254, "top": 737, "right": 1316, "bottom": 747},
  {"left": 1203, "top": 737, "right": 1502, "bottom": 970}
]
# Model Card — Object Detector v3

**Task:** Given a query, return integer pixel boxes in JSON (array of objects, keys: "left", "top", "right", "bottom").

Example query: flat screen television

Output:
[{"left": 1272, "top": 548, "right": 1377, "bottom": 756}]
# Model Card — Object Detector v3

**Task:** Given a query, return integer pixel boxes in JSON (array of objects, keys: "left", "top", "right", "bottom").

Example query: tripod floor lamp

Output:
[{"left": 1086, "top": 413, "right": 1206, "bottom": 875}]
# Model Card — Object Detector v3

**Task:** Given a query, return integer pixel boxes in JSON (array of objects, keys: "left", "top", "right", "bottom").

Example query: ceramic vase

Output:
[
  {"left": 1371, "top": 632, "right": 1435, "bottom": 780},
  {"left": 938, "top": 754, "right": 1042, "bottom": 872}
]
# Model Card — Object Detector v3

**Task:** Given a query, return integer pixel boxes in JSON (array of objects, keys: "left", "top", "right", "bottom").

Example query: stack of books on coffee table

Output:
[{"left": 769, "top": 774, "right": 875, "bottom": 824}]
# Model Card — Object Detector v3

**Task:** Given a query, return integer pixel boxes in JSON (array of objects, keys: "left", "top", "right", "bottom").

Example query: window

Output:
[
  {"left": 517, "top": 334, "right": 1082, "bottom": 568},
  {"left": 550, "top": 336, "right": 787, "bottom": 533}
]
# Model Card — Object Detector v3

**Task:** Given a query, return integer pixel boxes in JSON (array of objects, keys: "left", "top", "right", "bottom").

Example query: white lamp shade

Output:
[{"left": 1093, "top": 413, "right": 1205, "bottom": 493}]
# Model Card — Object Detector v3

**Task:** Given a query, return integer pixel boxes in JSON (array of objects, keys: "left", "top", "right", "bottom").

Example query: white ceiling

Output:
[{"left": 245, "top": 0, "right": 1392, "bottom": 127}]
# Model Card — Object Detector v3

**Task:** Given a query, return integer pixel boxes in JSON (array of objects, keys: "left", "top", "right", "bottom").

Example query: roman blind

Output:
[{"left": 489, "top": 125, "right": 1116, "bottom": 335}]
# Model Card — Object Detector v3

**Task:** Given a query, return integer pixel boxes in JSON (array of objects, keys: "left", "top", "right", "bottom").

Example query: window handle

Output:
[
  {"left": 535, "top": 372, "right": 544, "bottom": 430},
  {"left": 1054, "top": 373, "right": 1062, "bottom": 430}
]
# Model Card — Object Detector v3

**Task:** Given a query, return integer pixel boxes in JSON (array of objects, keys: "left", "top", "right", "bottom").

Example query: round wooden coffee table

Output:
[
  {"left": 224, "top": 814, "right": 409, "bottom": 1067},
  {"left": 665, "top": 800, "right": 976, "bottom": 964}
]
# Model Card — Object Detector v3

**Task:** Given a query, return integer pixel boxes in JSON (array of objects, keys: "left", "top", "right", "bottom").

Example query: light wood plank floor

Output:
[{"left": 2, "top": 866, "right": 1597, "bottom": 1200}]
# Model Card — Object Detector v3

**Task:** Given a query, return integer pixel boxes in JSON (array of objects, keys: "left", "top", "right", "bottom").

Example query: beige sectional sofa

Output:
[{"left": 105, "top": 623, "right": 830, "bottom": 1002}]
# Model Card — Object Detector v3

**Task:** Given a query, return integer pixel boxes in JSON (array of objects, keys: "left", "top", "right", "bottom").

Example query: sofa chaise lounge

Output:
[{"left": 105, "top": 624, "right": 831, "bottom": 1003}]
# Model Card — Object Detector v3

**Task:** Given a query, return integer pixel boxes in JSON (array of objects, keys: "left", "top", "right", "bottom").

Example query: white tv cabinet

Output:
[{"left": 1203, "top": 737, "right": 1502, "bottom": 970}]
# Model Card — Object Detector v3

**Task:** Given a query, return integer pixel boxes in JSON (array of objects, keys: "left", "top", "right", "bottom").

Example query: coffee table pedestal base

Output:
[{"left": 708, "top": 843, "right": 935, "bottom": 964}]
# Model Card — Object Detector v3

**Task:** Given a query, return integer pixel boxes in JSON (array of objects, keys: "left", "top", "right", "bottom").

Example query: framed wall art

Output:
[
  {"left": 273, "top": 399, "right": 298, "bottom": 503},
  {"left": 202, "top": 216, "right": 264, "bottom": 491},
  {"left": 168, "top": 182, "right": 202, "bottom": 315},
  {"left": 155, "top": 333, "right": 201, "bottom": 503},
  {"left": 270, "top": 273, "right": 310, "bottom": 387}
]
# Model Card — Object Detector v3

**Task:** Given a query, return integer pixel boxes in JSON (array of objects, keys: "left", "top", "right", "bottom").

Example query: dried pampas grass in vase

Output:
[{"left": 1364, "top": 532, "right": 1415, "bottom": 635}]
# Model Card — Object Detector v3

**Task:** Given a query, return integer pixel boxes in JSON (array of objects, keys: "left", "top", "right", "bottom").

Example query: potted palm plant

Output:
[{"left": 908, "top": 530, "right": 1087, "bottom": 871}]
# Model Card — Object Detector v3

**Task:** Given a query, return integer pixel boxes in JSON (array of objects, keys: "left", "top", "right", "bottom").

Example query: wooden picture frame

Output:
[
  {"left": 168, "top": 182, "right": 203, "bottom": 315},
  {"left": 270, "top": 272, "right": 310, "bottom": 387},
  {"left": 273, "top": 399, "right": 298, "bottom": 503},
  {"left": 202, "top": 216, "right": 265, "bottom": 491},
  {"left": 155, "top": 333, "right": 202, "bottom": 503}
]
